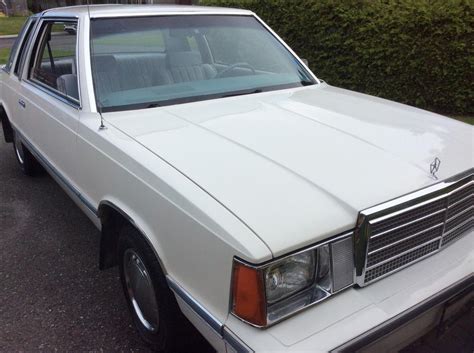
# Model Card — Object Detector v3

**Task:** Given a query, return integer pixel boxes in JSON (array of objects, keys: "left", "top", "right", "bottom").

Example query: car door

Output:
[
  {"left": 1, "top": 16, "right": 37, "bottom": 134},
  {"left": 19, "top": 17, "right": 81, "bottom": 187}
]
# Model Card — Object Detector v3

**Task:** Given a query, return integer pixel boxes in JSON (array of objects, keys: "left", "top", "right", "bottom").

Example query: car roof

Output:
[{"left": 41, "top": 4, "right": 252, "bottom": 18}]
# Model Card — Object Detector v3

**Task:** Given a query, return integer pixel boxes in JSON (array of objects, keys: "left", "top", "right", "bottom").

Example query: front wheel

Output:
[
  {"left": 12, "top": 130, "right": 42, "bottom": 176},
  {"left": 118, "top": 225, "right": 194, "bottom": 352}
]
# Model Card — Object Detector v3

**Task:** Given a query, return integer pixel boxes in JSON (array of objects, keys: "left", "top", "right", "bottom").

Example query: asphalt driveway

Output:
[{"left": 0, "top": 134, "right": 213, "bottom": 351}]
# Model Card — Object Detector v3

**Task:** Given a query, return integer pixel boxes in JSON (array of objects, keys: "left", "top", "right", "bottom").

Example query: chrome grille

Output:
[
  {"left": 365, "top": 241, "right": 439, "bottom": 282},
  {"left": 355, "top": 169, "right": 473, "bottom": 286},
  {"left": 368, "top": 211, "right": 445, "bottom": 252}
]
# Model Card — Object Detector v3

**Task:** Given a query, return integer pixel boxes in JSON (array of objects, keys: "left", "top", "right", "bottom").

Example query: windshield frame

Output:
[{"left": 89, "top": 13, "right": 320, "bottom": 113}]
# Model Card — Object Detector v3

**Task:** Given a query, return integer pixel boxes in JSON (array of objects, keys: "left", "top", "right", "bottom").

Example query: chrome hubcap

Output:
[
  {"left": 13, "top": 133, "right": 24, "bottom": 165},
  {"left": 123, "top": 249, "right": 159, "bottom": 332}
]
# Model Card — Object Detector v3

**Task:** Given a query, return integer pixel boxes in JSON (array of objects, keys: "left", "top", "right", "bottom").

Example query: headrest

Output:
[
  {"left": 56, "top": 74, "right": 79, "bottom": 100},
  {"left": 167, "top": 51, "right": 203, "bottom": 68}
]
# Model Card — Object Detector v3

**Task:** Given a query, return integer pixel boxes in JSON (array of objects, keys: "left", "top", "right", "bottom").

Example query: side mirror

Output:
[{"left": 301, "top": 58, "right": 309, "bottom": 66}]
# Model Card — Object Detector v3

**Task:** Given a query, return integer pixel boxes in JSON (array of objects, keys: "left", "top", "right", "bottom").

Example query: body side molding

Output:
[
  {"left": 13, "top": 126, "right": 98, "bottom": 215},
  {"left": 166, "top": 275, "right": 253, "bottom": 353}
]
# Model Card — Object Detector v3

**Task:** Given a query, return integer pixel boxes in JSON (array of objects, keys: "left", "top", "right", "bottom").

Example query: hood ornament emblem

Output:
[{"left": 430, "top": 157, "right": 441, "bottom": 179}]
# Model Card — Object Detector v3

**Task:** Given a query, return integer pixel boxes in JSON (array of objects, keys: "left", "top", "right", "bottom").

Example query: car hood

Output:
[{"left": 104, "top": 83, "right": 473, "bottom": 257}]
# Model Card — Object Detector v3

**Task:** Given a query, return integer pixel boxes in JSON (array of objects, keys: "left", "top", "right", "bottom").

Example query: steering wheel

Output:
[{"left": 216, "top": 62, "right": 256, "bottom": 78}]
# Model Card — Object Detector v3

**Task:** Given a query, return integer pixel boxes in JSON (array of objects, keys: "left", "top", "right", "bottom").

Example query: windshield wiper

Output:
[{"left": 222, "top": 89, "right": 263, "bottom": 98}]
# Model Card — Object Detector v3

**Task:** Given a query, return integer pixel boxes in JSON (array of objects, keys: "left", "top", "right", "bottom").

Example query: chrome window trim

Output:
[
  {"left": 15, "top": 17, "right": 40, "bottom": 79},
  {"left": 87, "top": 12, "right": 320, "bottom": 112},
  {"left": 26, "top": 79, "right": 80, "bottom": 109},
  {"left": 12, "top": 18, "right": 33, "bottom": 75},
  {"left": 89, "top": 11, "right": 253, "bottom": 18},
  {"left": 253, "top": 13, "right": 320, "bottom": 84},
  {"left": 25, "top": 16, "right": 82, "bottom": 110},
  {"left": 3, "top": 16, "right": 34, "bottom": 74},
  {"left": 355, "top": 168, "right": 473, "bottom": 287}
]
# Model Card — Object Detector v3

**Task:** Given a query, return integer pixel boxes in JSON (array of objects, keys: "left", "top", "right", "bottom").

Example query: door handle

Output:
[{"left": 18, "top": 99, "right": 26, "bottom": 108}]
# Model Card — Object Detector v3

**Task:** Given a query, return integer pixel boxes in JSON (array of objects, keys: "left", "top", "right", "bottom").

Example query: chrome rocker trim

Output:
[{"left": 166, "top": 276, "right": 253, "bottom": 353}]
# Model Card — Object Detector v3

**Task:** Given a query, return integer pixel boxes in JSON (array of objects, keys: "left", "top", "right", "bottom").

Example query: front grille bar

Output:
[
  {"left": 365, "top": 238, "right": 441, "bottom": 271},
  {"left": 370, "top": 208, "right": 446, "bottom": 239},
  {"left": 355, "top": 168, "right": 473, "bottom": 286},
  {"left": 367, "top": 222, "right": 444, "bottom": 256}
]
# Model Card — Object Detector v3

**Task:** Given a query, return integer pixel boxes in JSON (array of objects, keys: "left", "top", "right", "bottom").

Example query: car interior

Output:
[
  {"left": 91, "top": 31, "right": 260, "bottom": 104},
  {"left": 29, "top": 18, "right": 311, "bottom": 109},
  {"left": 34, "top": 28, "right": 260, "bottom": 104}
]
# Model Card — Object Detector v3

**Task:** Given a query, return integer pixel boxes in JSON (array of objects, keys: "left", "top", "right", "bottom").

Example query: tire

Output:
[
  {"left": 118, "top": 224, "right": 194, "bottom": 352},
  {"left": 12, "top": 130, "right": 42, "bottom": 176}
]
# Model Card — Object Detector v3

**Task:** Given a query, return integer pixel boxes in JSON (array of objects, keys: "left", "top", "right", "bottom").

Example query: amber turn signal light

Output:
[{"left": 231, "top": 260, "right": 267, "bottom": 326}]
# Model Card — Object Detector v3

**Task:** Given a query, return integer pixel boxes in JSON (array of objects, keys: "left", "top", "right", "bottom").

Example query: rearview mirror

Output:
[{"left": 301, "top": 58, "right": 309, "bottom": 66}]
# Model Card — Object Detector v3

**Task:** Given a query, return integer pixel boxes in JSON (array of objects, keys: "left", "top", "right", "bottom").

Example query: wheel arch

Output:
[
  {"left": 97, "top": 200, "right": 167, "bottom": 274},
  {"left": 0, "top": 103, "right": 14, "bottom": 143}
]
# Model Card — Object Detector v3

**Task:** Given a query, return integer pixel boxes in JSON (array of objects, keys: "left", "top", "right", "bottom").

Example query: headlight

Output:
[
  {"left": 265, "top": 252, "right": 315, "bottom": 304},
  {"left": 231, "top": 233, "right": 354, "bottom": 327}
]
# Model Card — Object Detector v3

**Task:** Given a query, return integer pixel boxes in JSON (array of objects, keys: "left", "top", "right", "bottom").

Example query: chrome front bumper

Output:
[
  {"left": 334, "top": 274, "right": 473, "bottom": 352},
  {"left": 223, "top": 231, "right": 473, "bottom": 353}
]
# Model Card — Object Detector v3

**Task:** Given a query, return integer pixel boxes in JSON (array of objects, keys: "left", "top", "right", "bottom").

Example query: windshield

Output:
[{"left": 90, "top": 15, "right": 316, "bottom": 112}]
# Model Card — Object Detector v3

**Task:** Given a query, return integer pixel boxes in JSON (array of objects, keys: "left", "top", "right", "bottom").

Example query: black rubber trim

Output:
[
  {"left": 333, "top": 274, "right": 474, "bottom": 352},
  {"left": 0, "top": 105, "right": 14, "bottom": 143}
]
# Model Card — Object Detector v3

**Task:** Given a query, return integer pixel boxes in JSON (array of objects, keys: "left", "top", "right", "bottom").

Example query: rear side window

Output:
[
  {"left": 4, "top": 18, "right": 30, "bottom": 73},
  {"left": 30, "top": 20, "right": 79, "bottom": 102}
]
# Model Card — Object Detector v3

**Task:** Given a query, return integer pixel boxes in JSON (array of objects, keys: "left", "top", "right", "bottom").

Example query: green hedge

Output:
[{"left": 201, "top": 0, "right": 473, "bottom": 115}]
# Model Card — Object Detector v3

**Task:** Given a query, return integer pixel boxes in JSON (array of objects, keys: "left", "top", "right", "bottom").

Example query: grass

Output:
[
  {"left": 0, "top": 47, "right": 10, "bottom": 65},
  {"left": 0, "top": 16, "right": 27, "bottom": 36}
]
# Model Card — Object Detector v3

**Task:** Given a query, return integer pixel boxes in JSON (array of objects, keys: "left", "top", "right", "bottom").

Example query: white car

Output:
[{"left": 0, "top": 5, "right": 472, "bottom": 353}]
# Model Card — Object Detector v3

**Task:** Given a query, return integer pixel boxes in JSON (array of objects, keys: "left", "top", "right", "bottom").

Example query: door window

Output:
[{"left": 30, "top": 20, "right": 79, "bottom": 102}]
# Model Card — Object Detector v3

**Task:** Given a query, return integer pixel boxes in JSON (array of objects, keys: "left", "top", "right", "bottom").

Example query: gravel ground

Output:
[
  {"left": 0, "top": 135, "right": 213, "bottom": 352},
  {"left": 0, "top": 131, "right": 472, "bottom": 352}
]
